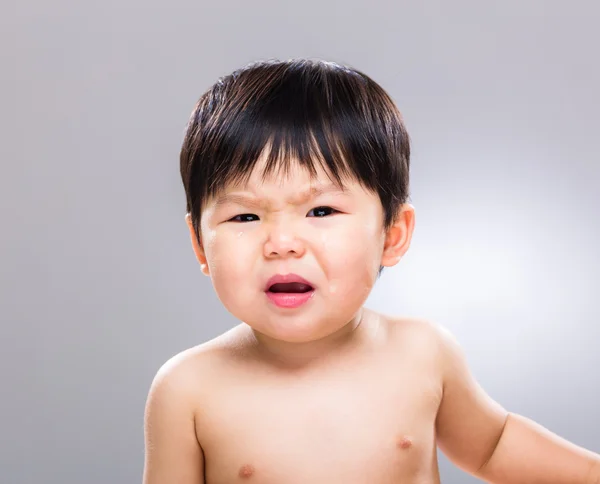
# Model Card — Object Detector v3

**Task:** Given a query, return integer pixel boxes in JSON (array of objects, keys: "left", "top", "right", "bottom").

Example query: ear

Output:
[
  {"left": 380, "top": 203, "right": 415, "bottom": 268},
  {"left": 185, "top": 213, "right": 210, "bottom": 276}
]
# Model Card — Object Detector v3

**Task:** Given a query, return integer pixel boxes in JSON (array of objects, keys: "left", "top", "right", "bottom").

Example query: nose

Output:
[{"left": 263, "top": 221, "right": 306, "bottom": 259}]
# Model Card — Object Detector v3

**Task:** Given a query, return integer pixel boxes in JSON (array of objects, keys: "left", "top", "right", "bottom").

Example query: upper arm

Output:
[
  {"left": 143, "top": 356, "right": 205, "bottom": 484},
  {"left": 433, "top": 324, "right": 509, "bottom": 475}
]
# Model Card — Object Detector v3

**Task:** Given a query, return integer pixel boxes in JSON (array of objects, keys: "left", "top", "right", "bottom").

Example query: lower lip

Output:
[{"left": 265, "top": 290, "right": 315, "bottom": 308}]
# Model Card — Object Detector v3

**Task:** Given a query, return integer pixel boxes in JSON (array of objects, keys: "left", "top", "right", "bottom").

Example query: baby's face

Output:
[{"left": 193, "top": 158, "right": 389, "bottom": 343}]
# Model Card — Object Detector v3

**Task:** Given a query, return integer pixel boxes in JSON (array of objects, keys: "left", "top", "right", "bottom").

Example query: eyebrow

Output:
[{"left": 213, "top": 183, "right": 348, "bottom": 209}]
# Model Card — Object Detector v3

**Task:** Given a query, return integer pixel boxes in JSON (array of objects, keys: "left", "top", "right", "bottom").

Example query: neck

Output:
[{"left": 244, "top": 307, "right": 370, "bottom": 371}]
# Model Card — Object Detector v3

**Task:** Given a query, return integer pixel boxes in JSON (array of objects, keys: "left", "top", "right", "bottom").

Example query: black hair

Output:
[{"left": 180, "top": 58, "right": 411, "bottom": 277}]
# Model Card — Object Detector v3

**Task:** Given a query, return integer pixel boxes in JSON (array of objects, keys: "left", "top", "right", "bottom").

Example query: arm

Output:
[
  {"left": 143, "top": 356, "right": 205, "bottom": 484},
  {"left": 433, "top": 324, "right": 600, "bottom": 483},
  {"left": 476, "top": 413, "right": 600, "bottom": 484}
]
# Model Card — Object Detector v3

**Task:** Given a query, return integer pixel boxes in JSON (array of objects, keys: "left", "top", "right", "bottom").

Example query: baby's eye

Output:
[
  {"left": 228, "top": 207, "right": 338, "bottom": 223},
  {"left": 307, "top": 206, "right": 337, "bottom": 217},
  {"left": 229, "top": 213, "right": 259, "bottom": 223}
]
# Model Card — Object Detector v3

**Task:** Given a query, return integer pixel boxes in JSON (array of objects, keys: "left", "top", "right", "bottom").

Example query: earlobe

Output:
[
  {"left": 380, "top": 204, "right": 415, "bottom": 267},
  {"left": 185, "top": 213, "right": 210, "bottom": 276}
]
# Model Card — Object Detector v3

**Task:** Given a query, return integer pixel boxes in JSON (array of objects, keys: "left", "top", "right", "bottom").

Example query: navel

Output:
[
  {"left": 238, "top": 464, "right": 255, "bottom": 479},
  {"left": 397, "top": 436, "right": 413, "bottom": 450}
]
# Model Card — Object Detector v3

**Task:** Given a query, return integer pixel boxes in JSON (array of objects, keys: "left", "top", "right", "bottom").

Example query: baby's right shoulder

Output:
[{"left": 149, "top": 333, "right": 236, "bottom": 395}]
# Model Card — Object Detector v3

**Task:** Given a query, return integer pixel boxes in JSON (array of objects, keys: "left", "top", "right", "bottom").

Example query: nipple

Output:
[
  {"left": 238, "top": 464, "right": 255, "bottom": 479},
  {"left": 397, "top": 436, "right": 413, "bottom": 450}
]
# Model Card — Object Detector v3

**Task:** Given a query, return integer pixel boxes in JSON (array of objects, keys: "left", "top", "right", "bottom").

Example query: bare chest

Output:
[{"left": 196, "top": 364, "right": 442, "bottom": 483}]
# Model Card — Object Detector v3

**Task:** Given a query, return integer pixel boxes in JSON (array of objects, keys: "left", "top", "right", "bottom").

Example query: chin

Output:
[{"left": 256, "top": 315, "right": 349, "bottom": 344}]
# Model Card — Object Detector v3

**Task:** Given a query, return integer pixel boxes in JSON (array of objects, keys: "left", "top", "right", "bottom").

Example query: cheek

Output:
[
  {"left": 318, "top": 215, "right": 382, "bottom": 259},
  {"left": 204, "top": 231, "right": 254, "bottom": 290},
  {"left": 317, "top": 219, "right": 383, "bottom": 295}
]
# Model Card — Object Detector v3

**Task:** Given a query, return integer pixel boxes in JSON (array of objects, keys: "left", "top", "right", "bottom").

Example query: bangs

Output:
[
  {"left": 180, "top": 59, "right": 410, "bottom": 235},
  {"left": 199, "top": 122, "right": 355, "bottom": 198}
]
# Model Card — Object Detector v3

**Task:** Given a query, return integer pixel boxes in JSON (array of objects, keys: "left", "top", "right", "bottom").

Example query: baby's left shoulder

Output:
[
  {"left": 375, "top": 312, "right": 466, "bottom": 381},
  {"left": 365, "top": 310, "right": 450, "bottom": 378},
  {"left": 380, "top": 312, "right": 452, "bottom": 355}
]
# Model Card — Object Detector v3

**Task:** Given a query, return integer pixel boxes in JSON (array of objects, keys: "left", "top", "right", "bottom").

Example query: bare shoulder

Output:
[
  {"left": 379, "top": 315, "right": 512, "bottom": 478},
  {"left": 374, "top": 312, "right": 468, "bottom": 394},
  {"left": 148, "top": 326, "right": 246, "bottom": 400},
  {"left": 367, "top": 311, "right": 450, "bottom": 400},
  {"left": 143, "top": 328, "right": 248, "bottom": 484},
  {"left": 379, "top": 311, "right": 452, "bottom": 360},
  {"left": 382, "top": 314, "right": 492, "bottom": 382}
]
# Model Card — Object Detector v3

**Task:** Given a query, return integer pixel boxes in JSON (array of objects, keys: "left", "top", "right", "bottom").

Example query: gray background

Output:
[{"left": 2, "top": 0, "right": 599, "bottom": 482}]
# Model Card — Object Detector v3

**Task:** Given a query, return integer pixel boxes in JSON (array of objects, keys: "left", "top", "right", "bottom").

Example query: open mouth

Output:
[
  {"left": 267, "top": 282, "right": 314, "bottom": 293},
  {"left": 263, "top": 274, "right": 316, "bottom": 308},
  {"left": 265, "top": 281, "right": 316, "bottom": 308}
]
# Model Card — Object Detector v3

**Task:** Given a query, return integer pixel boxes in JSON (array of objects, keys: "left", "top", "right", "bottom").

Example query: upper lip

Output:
[{"left": 265, "top": 273, "right": 315, "bottom": 291}]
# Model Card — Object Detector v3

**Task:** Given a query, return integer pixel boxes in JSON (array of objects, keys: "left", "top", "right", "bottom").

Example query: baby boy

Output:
[{"left": 143, "top": 58, "right": 600, "bottom": 483}]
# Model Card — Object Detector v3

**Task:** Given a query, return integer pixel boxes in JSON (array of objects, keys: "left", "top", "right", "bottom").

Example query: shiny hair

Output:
[{"left": 180, "top": 58, "right": 412, "bottom": 276}]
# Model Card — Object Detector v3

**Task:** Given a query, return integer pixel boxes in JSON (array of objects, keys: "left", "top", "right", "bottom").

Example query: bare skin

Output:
[
  {"left": 145, "top": 308, "right": 448, "bottom": 483},
  {"left": 143, "top": 305, "right": 600, "bottom": 484},
  {"left": 144, "top": 156, "right": 600, "bottom": 483},
  {"left": 203, "top": 309, "right": 447, "bottom": 483}
]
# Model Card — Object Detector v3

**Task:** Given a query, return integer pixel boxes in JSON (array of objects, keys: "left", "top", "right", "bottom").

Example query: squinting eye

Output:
[
  {"left": 228, "top": 207, "right": 338, "bottom": 223},
  {"left": 229, "top": 213, "right": 259, "bottom": 223},
  {"left": 307, "top": 206, "right": 338, "bottom": 217}
]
